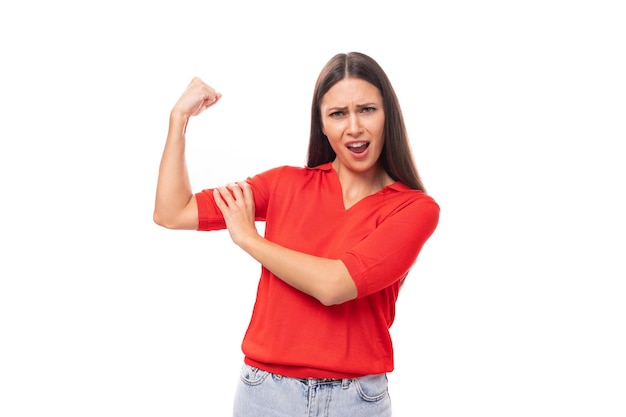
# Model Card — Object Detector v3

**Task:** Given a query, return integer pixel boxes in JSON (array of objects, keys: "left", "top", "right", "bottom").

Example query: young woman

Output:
[{"left": 154, "top": 52, "right": 440, "bottom": 417}]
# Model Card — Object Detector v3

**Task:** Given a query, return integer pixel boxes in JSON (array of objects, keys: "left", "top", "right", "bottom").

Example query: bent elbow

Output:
[
  {"left": 153, "top": 196, "right": 197, "bottom": 230},
  {"left": 317, "top": 276, "right": 358, "bottom": 306},
  {"left": 317, "top": 293, "right": 335, "bottom": 307},
  {"left": 153, "top": 210, "right": 166, "bottom": 227},
  {"left": 153, "top": 211, "right": 176, "bottom": 229},
  {"left": 153, "top": 208, "right": 197, "bottom": 230},
  {"left": 318, "top": 291, "right": 355, "bottom": 307},
  {"left": 319, "top": 295, "right": 344, "bottom": 307}
]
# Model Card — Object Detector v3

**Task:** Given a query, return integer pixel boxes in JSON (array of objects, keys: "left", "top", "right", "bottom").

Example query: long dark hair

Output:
[{"left": 306, "top": 52, "right": 426, "bottom": 192}]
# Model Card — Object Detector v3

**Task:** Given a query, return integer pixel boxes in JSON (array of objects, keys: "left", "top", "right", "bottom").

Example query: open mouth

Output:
[{"left": 346, "top": 142, "right": 369, "bottom": 154}]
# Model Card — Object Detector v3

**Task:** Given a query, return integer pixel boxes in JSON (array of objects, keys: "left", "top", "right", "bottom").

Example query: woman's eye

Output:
[
  {"left": 362, "top": 106, "right": 376, "bottom": 113},
  {"left": 330, "top": 111, "right": 344, "bottom": 117}
]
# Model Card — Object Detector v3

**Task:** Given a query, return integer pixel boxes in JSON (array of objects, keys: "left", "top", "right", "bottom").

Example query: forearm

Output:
[
  {"left": 239, "top": 234, "right": 358, "bottom": 306},
  {"left": 153, "top": 113, "right": 197, "bottom": 229}
]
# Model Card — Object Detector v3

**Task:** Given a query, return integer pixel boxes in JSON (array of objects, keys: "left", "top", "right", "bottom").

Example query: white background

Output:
[{"left": 1, "top": 1, "right": 624, "bottom": 416}]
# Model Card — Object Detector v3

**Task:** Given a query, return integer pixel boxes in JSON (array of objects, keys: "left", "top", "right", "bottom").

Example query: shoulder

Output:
[
  {"left": 280, "top": 162, "right": 334, "bottom": 175},
  {"left": 387, "top": 183, "right": 439, "bottom": 205},
  {"left": 251, "top": 163, "right": 333, "bottom": 182},
  {"left": 383, "top": 184, "right": 440, "bottom": 222}
]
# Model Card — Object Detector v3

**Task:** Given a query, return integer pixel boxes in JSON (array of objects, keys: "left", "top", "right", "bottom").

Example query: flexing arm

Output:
[
  {"left": 153, "top": 78, "right": 221, "bottom": 230},
  {"left": 214, "top": 182, "right": 358, "bottom": 306}
]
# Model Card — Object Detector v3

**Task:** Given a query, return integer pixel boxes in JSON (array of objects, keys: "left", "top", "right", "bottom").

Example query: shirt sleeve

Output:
[
  {"left": 195, "top": 188, "right": 227, "bottom": 231},
  {"left": 194, "top": 166, "right": 284, "bottom": 231},
  {"left": 340, "top": 195, "right": 440, "bottom": 298}
]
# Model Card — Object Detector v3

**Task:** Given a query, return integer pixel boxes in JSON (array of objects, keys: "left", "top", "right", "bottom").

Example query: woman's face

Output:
[{"left": 320, "top": 78, "right": 385, "bottom": 176}]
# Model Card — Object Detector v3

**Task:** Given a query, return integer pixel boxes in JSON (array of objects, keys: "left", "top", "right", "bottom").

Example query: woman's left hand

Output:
[{"left": 213, "top": 181, "right": 258, "bottom": 247}]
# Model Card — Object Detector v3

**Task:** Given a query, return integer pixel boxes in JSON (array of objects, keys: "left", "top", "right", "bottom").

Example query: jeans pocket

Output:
[
  {"left": 354, "top": 374, "right": 389, "bottom": 402},
  {"left": 239, "top": 364, "right": 270, "bottom": 387}
]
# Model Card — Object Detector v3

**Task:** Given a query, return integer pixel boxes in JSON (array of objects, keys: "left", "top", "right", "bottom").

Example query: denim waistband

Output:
[{"left": 295, "top": 377, "right": 351, "bottom": 388}]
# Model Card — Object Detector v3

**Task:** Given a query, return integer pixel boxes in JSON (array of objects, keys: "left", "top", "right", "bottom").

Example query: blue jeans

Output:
[{"left": 233, "top": 363, "right": 392, "bottom": 417}]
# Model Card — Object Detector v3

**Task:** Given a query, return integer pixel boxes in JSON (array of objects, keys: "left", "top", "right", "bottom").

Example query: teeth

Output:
[{"left": 347, "top": 142, "right": 367, "bottom": 148}]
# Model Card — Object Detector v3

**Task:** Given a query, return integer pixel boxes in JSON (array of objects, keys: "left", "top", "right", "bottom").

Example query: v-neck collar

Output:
[{"left": 310, "top": 162, "right": 405, "bottom": 211}]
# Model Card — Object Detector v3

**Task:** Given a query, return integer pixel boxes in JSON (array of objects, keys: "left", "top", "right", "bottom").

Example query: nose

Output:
[{"left": 347, "top": 114, "right": 363, "bottom": 136}]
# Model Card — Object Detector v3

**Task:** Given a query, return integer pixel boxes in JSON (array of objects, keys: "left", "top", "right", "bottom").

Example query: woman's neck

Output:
[{"left": 332, "top": 160, "right": 394, "bottom": 209}]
